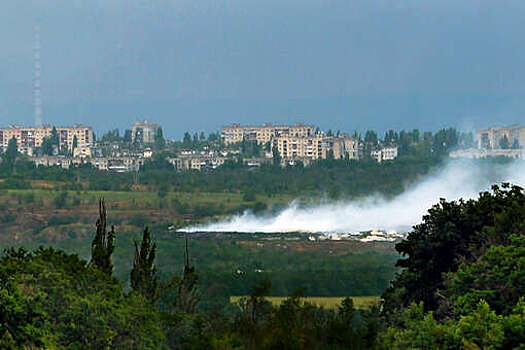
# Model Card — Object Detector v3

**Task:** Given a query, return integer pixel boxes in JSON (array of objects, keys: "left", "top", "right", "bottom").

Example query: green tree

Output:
[
  {"left": 50, "top": 126, "right": 59, "bottom": 148},
  {"left": 131, "top": 226, "right": 158, "bottom": 301},
  {"left": 154, "top": 127, "right": 165, "bottom": 149},
  {"left": 72, "top": 135, "right": 78, "bottom": 155},
  {"left": 444, "top": 235, "right": 525, "bottom": 315},
  {"left": 183, "top": 132, "right": 192, "bottom": 145},
  {"left": 272, "top": 146, "right": 281, "bottom": 166},
  {"left": 90, "top": 198, "right": 115, "bottom": 275},
  {"left": 174, "top": 237, "right": 199, "bottom": 313},
  {"left": 40, "top": 136, "right": 54, "bottom": 155},
  {"left": 3, "top": 137, "right": 18, "bottom": 166},
  {"left": 499, "top": 135, "right": 510, "bottom": 149},
  {"left": 382, "top": 184, "right": 525, "bottom": 314},
  {"left": 364, "top": 130, "right": 378, "bottom": 144}
]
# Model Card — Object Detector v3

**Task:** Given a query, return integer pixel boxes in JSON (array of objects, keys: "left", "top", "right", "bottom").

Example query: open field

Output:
[
  {"left": 0, "top": 188, "right": 295, "bottom": 242},
  {"left": 229, "top": 296, "right": 380, "bottom": 309}
]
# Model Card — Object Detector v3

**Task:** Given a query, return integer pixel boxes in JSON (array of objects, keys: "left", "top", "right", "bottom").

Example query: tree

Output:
[
  {"left": 154, "top": 127, "right": 165, "bottom": 150},
  {"left": 40, "top": 137, "right": 54, "bottom": 156},
  {"left": 3, "top": 137, "right": 18, "bottom": 166},
  {"left": 72, "top": 135, "right": 78, "bottom": 155},
  {"left": 183, "top": 132, "right": 192, "bottom": 145},
  {"left": 444, "top": 235, "right": 525, "bottom": 316},
  {"left": 382, "top": 184, "right": 525, "bottom": 314},
  {"left": 123, "top": 129, "right": 133, "bottom": 143},
  {"left": 364, "top": 130, "right": 378, "bottom": 145},
  {"left": 272, "top": 146, "right": 281, "bottom": 166},
  {"left": 512, "top": 139, "right": 520, "bottom": 149},
  {"left": 50, "top": 127, "right": 59, "bottom": 150},
  {"left": 90, "top": 199, "right": 115, "bottom": 275},
  {"left": 207, "top": 132, "right": 218, "bottom": 142},
  {"left": 174, "top": 236, "right": 199, "bottom": 313},
  {"left": 199, "top": 131, "right": 206, "bottom": 141},
  {"left": 499, "top": 135, "right": 510, "bottom": 149},
  {"left": 131, "top": 227, "right": 158, "bottom": 301}
]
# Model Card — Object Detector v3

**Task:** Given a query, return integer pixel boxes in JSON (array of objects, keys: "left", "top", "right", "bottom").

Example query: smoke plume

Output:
[{"left": 181, "top": 159, "right": 525, "bottom": 233}]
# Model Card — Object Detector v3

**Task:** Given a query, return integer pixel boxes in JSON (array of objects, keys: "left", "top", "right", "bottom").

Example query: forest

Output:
[{"left": 1, "top": 183, "right": 524, "bottom": 349}]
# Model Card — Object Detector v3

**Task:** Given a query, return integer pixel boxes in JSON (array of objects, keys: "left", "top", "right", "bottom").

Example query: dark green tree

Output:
[
  {"left": 123, "top": 129, "right": 133, "bottom": 143},
  {"left": 3, "top": 137, "right": 18, "bottom": 166},
  {"left": 40, "top": 136, "right": 54, "bottom": 155},
  {"left": 50, "top": 127, "right": 59, "bottom": 149},
  {"left": 183, "top": 132, "right": 192, "bottom": 145},
  {"left": 272, "top": 146, "right": 281, "bottom": 166},
  {"left": 90, "top": 199, "right": 115, "bottom": 275},
  {"left": 72, "top": 135, "right": 78, "bottom": 155},
  {"left": 382, "top": 184, "right": 525, "bottom": 314},
  {"left": 131, "top": 226, "right": 158, "bottom": 301},
  {"left": 364, "top": 130, "right": 378, "bottom": 145},
  {"left": 175, "top": 237, "right": 199, "bottom": 313},
  {"left": 499, "top": 135, "right": 510, "bottom": 149},
  {"left": 154, "top": 127, "right": 165, "bottom": 149}
]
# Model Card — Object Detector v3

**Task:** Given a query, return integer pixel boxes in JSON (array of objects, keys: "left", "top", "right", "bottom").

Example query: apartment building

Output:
[
  {"left": 132, "top": 120, "right": 161, "bottom": 144},
  {"left": 272, "top": 134, "right": 324, "bottom": 161},
  {"left": 168, "top": 155, "right": 226, "bottom": 171},
  {"left": 221, "top": 123, "right": 315, "bottom": 145},
  {"left": 371, "top": 146, "right": 399, "bottom": 163},
  {"left": 477, "top": 125, "right": 525, "bottom": 150},
  {"left": 325, "top": 135, "right": 360, "bottom": 160},
  {"left": 0, "top": 125, "right": 94, "bottom": 154}
]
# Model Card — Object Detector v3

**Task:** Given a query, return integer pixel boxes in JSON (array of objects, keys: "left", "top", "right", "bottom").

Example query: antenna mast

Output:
[{"left": 34, "top": 25, "right": 42, "bottom": 127}]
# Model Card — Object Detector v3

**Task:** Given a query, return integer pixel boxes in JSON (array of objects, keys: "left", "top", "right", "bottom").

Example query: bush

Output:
[{"left": 242, "top": 192, "right": 256, "bottom": 202}]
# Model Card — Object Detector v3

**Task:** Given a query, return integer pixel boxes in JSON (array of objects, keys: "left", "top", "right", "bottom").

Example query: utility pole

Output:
[{"left": 34, "top": 25, "right": 43, "bottom": 127}]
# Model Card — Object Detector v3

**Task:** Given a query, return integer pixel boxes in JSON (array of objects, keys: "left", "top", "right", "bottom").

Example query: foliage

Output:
[
  {"left": 0, "top": 247, "right": 167, "bottom": 349},
  {"left": 383, "top": 184, "right": 525, "bottom": 314},
  {"left": 379, "top": 299, "right": 525, "bottom": 350},
  {"left": 444, "top": 235, "right": 525, "bottom": 316},
  {"left": 90, "top": 198, "right": 115, "bottom": 274},
  {"left": 131, "top": 226, "right": 158, "bottom": 301}
]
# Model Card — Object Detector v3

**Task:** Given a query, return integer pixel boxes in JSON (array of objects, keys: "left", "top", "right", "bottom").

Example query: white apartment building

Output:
[
  {"left": 477, "top": 125, "right": 525, "bottom": 150},
  {"left": 371, "top": 146, "right": 398, "bottom": 163},
  {"left": 221, "top": 123, "right": 315, "bottom": 145},
  {"left": 272, "top": 134, "right": 324, "bottom": 161},
  {"left": 0, "top": 125, "right": 94, "bottom": 154}
]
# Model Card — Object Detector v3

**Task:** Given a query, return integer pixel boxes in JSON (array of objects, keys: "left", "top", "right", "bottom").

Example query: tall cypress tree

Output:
[
  {"left": 90, "top": 199, "right": 115, "bottom": 275},
  {"left": 130, "top": 226, "right": 157, "bottom": 301},
  {"left": 175, "top": 236, "right": 199, "bottom": 313}
]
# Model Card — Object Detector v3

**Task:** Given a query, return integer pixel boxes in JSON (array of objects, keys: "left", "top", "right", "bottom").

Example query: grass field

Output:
[{"left": 229, "top": 296, "right": 380, "bottom": 310}]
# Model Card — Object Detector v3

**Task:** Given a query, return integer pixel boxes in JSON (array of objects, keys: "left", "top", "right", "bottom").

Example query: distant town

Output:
[{"left": 0, "top": 121, "right": 523, "bottom": 172}]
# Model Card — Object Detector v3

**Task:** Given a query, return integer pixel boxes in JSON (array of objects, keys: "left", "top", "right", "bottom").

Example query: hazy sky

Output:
[{"left": 1, "top": 0, "right": 525, "bottom": 138}]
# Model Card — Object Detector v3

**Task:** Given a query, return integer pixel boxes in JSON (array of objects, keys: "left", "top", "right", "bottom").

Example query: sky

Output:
[{"left": 1, "top": 0, "right": 525, "bottom": 139}]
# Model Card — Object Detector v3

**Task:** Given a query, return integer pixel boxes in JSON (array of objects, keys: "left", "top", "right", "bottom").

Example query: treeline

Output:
[{"left": 0, "top": 155, "right": 443, "bottom": 199}]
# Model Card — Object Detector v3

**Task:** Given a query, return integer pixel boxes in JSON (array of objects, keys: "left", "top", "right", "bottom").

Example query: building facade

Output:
[
  {"left": 221, "top": 123, "right": 315, "bottom": 145},
  {"left": 324, "top": 135, "right": 360, "bottom": 160},
  {"left": 371, "top": 146, "right": 399, "bottom": 162},
  {"left": 0, "top": 125, "right": 93, "bottom": 154},
  {"left": 477, "top": 125, "right": 525, "bottom": 150},
  {"left": 272, "top": 134, "right": 324, "bottom": 161},
  {"left": 132, "top": 120, "right": 161, "bottom": 144}
]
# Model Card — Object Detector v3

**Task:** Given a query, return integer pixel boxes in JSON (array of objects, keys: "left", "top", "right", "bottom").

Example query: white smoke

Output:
[{"left": 181, "top": 159, "right": 525, "bottom": 233}]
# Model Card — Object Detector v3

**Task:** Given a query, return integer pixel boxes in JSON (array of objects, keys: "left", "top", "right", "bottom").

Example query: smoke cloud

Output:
[{"left": 181, "top": 159, "right": 525, "bottom": 233}]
